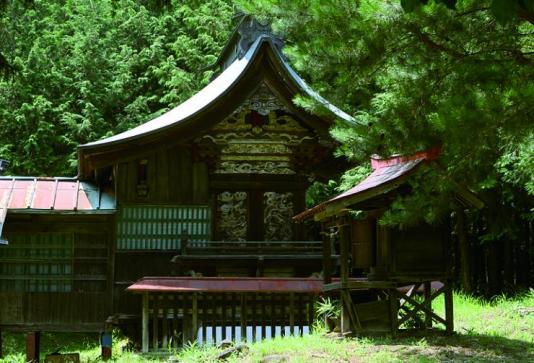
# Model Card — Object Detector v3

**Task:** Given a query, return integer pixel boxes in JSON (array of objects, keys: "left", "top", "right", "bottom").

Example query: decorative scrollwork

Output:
[
  {"left": 217, "top": 192, "right": 248, "bottom": 241},
  {"left": 215, "top": 161, "right": 295, "bottom": 175},
  {"left": 236, "top": 83, "right": 288, "bottom": 116},
  {"left": 264, "top": 192, "right": 294, "bottom": 241}
]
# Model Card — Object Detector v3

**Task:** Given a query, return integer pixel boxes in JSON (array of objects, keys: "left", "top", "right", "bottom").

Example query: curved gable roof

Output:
[
  {"left": 80, "top": 36, "right": 354, "bottom": 151},
  {"left": 78, "top": 36, "right": 357, "bottom": 176}
]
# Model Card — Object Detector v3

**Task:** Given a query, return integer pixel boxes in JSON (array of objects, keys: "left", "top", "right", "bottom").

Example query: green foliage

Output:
[
  {"left": 400, "top": 0, "right": 534, "bottom": 25},
  {"left": 240, "top": 0, "right": 534, "bottom": 241},
  {"left": 0, "top": 0, "right": 233, "bottom": 176},
  {"left": 315, "top": 296, "right": 341, "bottom": 320}
]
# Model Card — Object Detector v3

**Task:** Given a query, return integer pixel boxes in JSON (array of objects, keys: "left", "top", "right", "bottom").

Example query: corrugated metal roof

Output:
[
  {"left": 0, "top": 177, "right": 115, "bottom": 212},
  {"left": 127, "top": 277, "right": 327, "bottom": 293},
  {"left": 80, "top": 36, "right": 356, "bottom": 150},
  {"left": 293, "top": 149, "right": 442, "bottom": 222},
  {"left": 0, "top": 176, "right": 115, "bottom": 239}
]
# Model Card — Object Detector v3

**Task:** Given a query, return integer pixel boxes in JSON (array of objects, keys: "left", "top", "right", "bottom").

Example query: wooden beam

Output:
[
  {"left": 26, "top": 331, "right": 40, "bottom": 363},
  {"left": 398, "top": 292, "right": 447, "bottom": 327},
  {"left": 192, "top": 293, "right": 198, "bottom": 343},
  {"left": 240, "top": 293, "right": 246, "bottom": 343},
  {"left": 142, "top": 292, "right": 149, "bottom": 353},
  {"left": 182, "top": 295, "right": 189, "bottom": 347},
  {"left": 152, "top": 295, "right": 159, "bottom": 350},
  {"left": 322, "top": 223, "right": 332, "bottom": 285},
  {"left": 424, "top": 281, "right": 432, "bottom": 328},
  {"left": 445, "top": 281, "right": 454, "bottom": 334},
  {"left": 389, "top": 290, "right": 398, "bottom": 338},
  {"left": 289, "top": 293, "right": 295, "bottom": 335}
]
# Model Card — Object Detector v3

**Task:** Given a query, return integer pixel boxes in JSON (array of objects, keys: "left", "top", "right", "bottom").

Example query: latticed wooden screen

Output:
[
  {"left": 0, "top": 233, "right": 73, "bottom": 292},
  {"left": 117, "top": 205, "right": 211, "bottom": 250}
]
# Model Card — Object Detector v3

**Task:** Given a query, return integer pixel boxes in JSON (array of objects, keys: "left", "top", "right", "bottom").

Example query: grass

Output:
[{"left": 1, "top": 290, "right": 533, "bottom": 362}]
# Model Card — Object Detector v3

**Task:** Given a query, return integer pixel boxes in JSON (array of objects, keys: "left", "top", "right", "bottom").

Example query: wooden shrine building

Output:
[
  {"left": 294, "top": 148, "right": 483, "bottom": 336},
  {"left": 0, "top": 17, "right": 355, "bottom": 356}
]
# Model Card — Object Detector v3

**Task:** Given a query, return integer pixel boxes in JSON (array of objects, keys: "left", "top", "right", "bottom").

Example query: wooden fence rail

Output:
[{"left": 141, "top": 292, "right": 315, "bottom": 352}]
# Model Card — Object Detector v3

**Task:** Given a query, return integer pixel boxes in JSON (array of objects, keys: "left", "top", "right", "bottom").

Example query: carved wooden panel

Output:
[
  {"left": 217, "top": 191, "right": 248, "bottom": 241},
  {"left": 195, "top": 82, "right": 325, "bottom": 176},
  {"left": 264, "top": 192, "right": 294, "bottom": 241}
]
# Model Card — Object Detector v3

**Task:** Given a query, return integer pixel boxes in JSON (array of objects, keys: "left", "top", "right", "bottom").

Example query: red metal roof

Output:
[
  {"left": 0, "top": 177, "right": 115, "bottom": 211},
  {"left": 293, "top": 147, "right": 441, "bottom": 222},
  {"left": 0, "top": 177, "right": 116, "bottom": 237},
  {"left": 127, "top": 277, "right": 328, "bottom": 293}
]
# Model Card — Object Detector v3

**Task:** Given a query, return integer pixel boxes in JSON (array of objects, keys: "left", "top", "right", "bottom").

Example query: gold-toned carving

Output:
[
  {"left": 217, "top": 192, "right": 247, "bottom": 241},
  {"left": 195, "top": 81, "right": 325, "bottom": 175},
  {"left": 215, "top": 161, "right": 295, "bottom": 175},
  {"left": 236, "top": 82, "right": 289, "bottom": 115},
  {"left": 264, "top": 192, "right": 294, "bottom": 241},
  {"left": 222, "top": 142, "right": 291, "bottom": 154}
]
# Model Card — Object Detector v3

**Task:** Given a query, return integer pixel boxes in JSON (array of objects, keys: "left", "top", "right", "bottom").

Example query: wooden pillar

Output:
[
  {"left": 389, "top": 290, "right": 398, "bottom": 338},
  {"left": 289, "top": 293, "right": 295, "bottom": 335},
  {"left": 424, "top": 281, "right": 432, "bottom": 329},
  {"left": 339, "top": 219, "right": 352, "bottom": 333},
  {"left": 100, "top": 331, "right": 112, "bottom": 360},
  {"left": 240, "top": 294, "right": 246, "bottom": 343},
  {"left": 142, "top": 292, "right": 149, "bottom": 353},
  {"left": 192, "top": 293, "right": 198, "bottom": 343},
  {"left": 339, "top": 220, "right": 350, "bottom": 283},
  {"left": 152, "top": 295, "right": 159, "bottom": 350},
  {"left": 182, "top": 295, "right": 190, "bottom": 347},
  {"left": 26, "top": 331, "right": 40, "bottom": 363},
  {"left": 340, "top": 294, "right": 351, "bottom": 334},
  {"left": 444, "top": 281, "right": 454, "bottom": 334},
  {"left": 322, "top": 223, "right": 332, "bottom": 284},
  {"left": 162, "top": 296, "right": 168, "bottom": 349}
]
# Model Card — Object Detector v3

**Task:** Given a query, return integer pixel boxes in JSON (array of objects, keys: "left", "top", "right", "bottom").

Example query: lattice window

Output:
[
  {"left": 117, "top": 205, "right": 211, "bottom": 249},
  {"left": 0, "top": 233, "right": 73, "bottom": 292}
]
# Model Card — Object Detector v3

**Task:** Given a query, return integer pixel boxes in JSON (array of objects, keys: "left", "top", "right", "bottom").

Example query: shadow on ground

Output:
[{"left": 364, "top": 332, "right": 534, "bottom": 362}]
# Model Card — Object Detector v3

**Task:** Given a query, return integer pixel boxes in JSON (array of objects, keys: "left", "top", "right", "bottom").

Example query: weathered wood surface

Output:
[
  {"left": 0, "top": 214, "right": 114, "bottom": 331},
  {"left": 141, "top": 292, "right": 315, "bottom": 351}
]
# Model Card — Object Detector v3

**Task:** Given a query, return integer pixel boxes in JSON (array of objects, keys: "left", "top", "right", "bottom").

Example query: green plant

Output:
[{"left": 315, "top": 297, "right": 341, "bottom": 320}]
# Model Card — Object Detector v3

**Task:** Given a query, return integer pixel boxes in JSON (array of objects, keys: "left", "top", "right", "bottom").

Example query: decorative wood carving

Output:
[
  {"left": 195, "top": 82, "right": 329, "bottom": 176},
  {"left": 217, "top": 191, "right": 248, "bottom": 241},
  {"left": 264, "top": 192, "right": 294, "bottom": 241}
]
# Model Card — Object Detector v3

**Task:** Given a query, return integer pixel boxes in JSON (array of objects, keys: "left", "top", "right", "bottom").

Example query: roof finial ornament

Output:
[{"left": 235, "top": 14, "right": 284, "bottom": 59}]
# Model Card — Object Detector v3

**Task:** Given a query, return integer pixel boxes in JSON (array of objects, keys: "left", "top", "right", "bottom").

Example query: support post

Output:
[
  {"left": 142, "top": 292, "right": 149, "bottom": 353},
  {"left": 289, "top": 293, "right": 295, "bottom": 335},
  {"left": 322, "top": 223, "right": 332, "bottom": 284},
  {"left": 192, "top": 293, "right": 198, "bottom": 343},
  {"left": 100, "top": 331, "right": 112, "bottom": 360},
  {"left": 240, "top": 294, "right": 246, "bottom": 343},
  {"left": 338, "top": 220, "right": 350, "bottom": 284},
  {"left": 340, "top": 293, "right": 351, "bottom": 334},
  {"left": 424, "top": 281, "right": 432, "bottom": 329},
  {"left": 0, "top": 328, "right": 3, "bottom": 359},
  {"left": 26, "top": 331, "right": 40, "bottom": 363},
  {"left": 444, "top": 281, "right": 454, "bottom": 334},
  {"left": 389, "top": 290, "right": 398, "bottom": 338},
  {"left": 182, "top": 295, "right": 190, "bottom": 347}
]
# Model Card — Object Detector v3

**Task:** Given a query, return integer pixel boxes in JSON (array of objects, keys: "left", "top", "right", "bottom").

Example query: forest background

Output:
[{"left": 0, "top": 0, "right": 532, "bottom": 296}]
